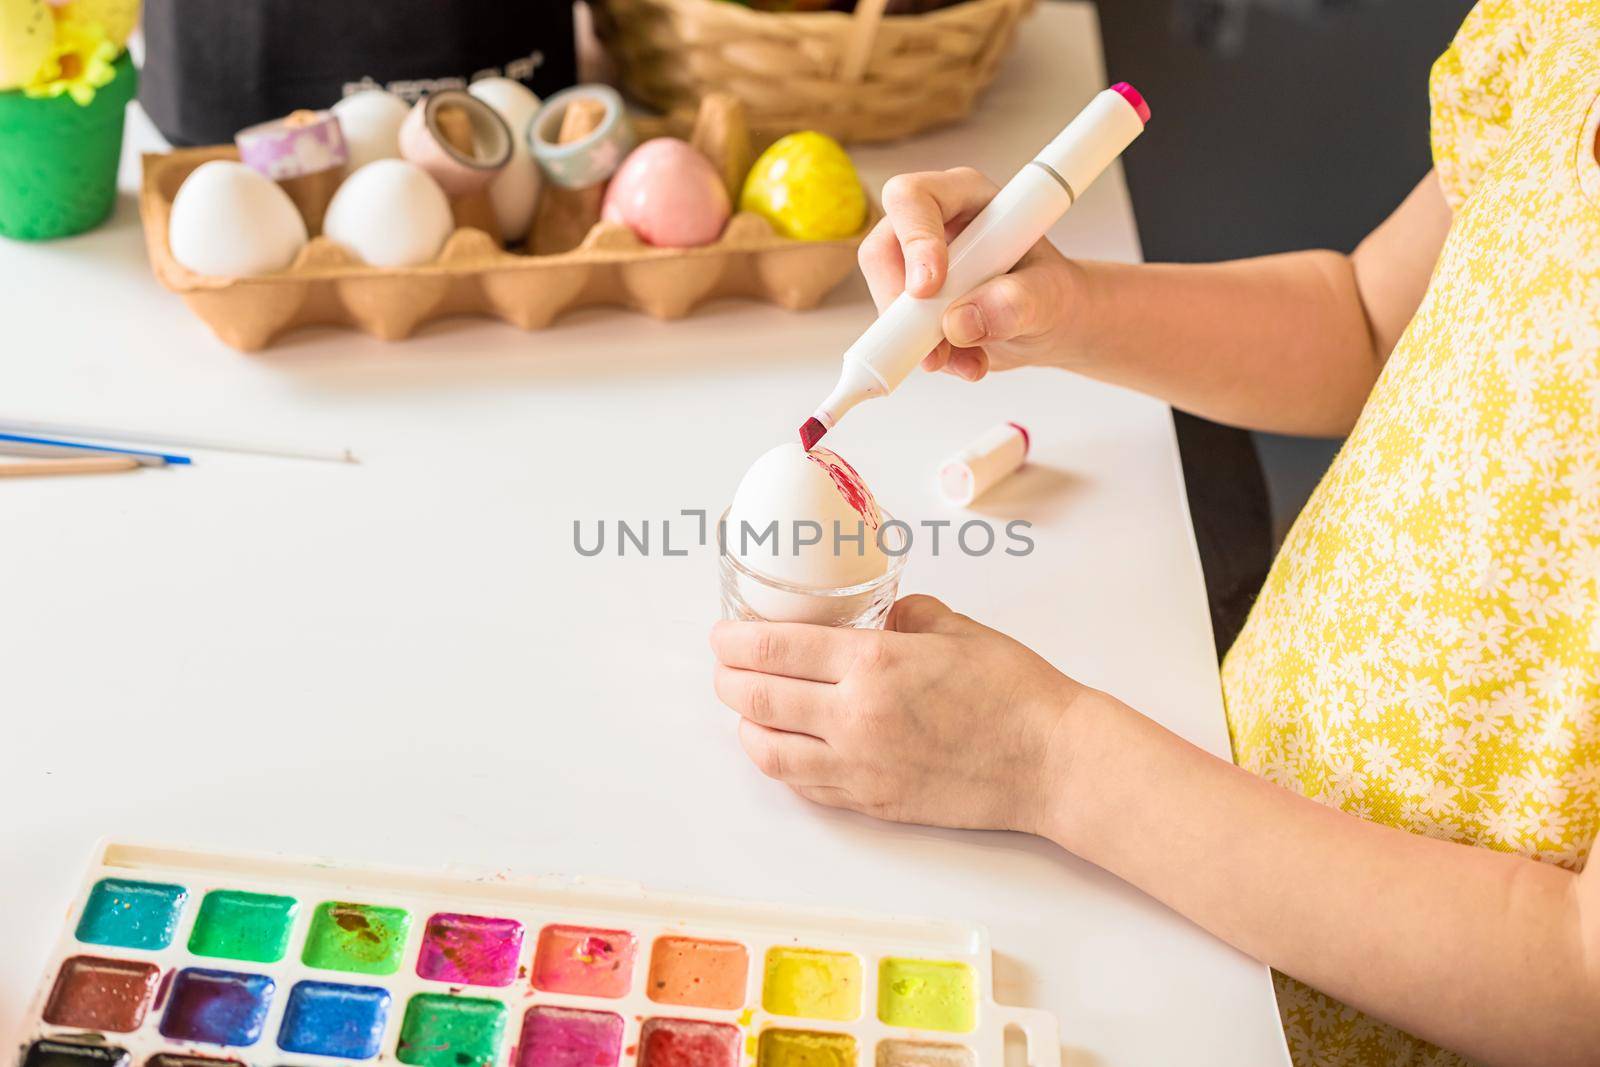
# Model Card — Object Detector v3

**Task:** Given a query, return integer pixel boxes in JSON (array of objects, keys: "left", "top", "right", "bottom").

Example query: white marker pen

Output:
[{"left": 799, "top": 82, "right": 1149, "bottom": 450}]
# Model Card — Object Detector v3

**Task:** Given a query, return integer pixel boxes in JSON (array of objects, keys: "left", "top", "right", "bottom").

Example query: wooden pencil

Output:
[{"left": 0, "top": 456, "right": 141, "bottom": 478}]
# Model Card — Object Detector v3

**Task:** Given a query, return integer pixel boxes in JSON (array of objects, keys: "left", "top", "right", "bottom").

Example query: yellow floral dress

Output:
[{"left": 1219, "top": 1, "right": 1600, "bottom": 1063}]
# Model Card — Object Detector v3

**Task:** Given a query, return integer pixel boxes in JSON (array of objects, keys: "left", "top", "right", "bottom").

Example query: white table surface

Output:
[{"left": 0, "top": 5, "right": 1290, "bottom": 1064}]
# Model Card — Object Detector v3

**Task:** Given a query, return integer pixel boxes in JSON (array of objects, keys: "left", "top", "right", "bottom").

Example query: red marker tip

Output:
[
  {"left": 799, "top": 417, "right": 827, "bottom": 451},
  {"left": 1109, "top": 82, "right": 1150, "bottom": 125}
]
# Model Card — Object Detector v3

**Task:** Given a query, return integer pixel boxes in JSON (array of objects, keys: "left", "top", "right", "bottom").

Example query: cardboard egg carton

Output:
[{"left": 138, "top": 95, "right": 876, "bottom": 351}]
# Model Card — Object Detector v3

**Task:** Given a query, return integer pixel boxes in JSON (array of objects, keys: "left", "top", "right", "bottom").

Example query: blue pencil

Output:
[{"left": 0, "top": 432, "right": 191, "bottom": 466}]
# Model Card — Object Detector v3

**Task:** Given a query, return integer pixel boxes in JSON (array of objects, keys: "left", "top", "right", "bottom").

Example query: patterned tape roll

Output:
[
  {"left": 236, "top": 110, "right": 349, "bottom": 181},
  {"left": 528, "top": 85, "right": 636, "bottom": 190},
  {"left": 398, "top": 90, "right": 513, "bottom": 198}
]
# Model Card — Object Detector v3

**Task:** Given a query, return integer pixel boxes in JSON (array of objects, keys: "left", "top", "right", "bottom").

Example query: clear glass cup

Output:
[{"left": 717, "top": 507, "right": 909, "bottom": 628}]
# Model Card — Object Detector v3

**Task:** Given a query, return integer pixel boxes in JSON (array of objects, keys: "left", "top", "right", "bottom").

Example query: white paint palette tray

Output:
[{"left": 14, "top": 842, "right": 1059, "bottom": 1067}]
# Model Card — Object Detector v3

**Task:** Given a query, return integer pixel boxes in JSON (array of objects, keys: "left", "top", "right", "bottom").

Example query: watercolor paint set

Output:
[{"left": 13, "top": 842, "right": 1059, "bottom": 1067}]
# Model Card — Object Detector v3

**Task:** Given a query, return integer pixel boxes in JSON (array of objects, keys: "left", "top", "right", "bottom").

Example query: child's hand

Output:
[
  {"left": 709, "top": 595, "right": 1090, "bottom": 836},
  {"left": 859, "top": 167, "right": 1084, "bottom": 382}
]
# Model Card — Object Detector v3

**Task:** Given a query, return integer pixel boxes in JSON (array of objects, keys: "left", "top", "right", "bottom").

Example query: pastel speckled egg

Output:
[
  {"left": 740, "top": 131, "right": 866, "bottom": 241},
  {"left": 601, "top": 138, "right": 730, "bottom": 248}
]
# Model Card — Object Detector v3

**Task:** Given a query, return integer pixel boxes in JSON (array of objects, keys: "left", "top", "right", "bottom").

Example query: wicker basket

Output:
[{"left": 590, "top": 0, "right": 1035, "bottom": 143}]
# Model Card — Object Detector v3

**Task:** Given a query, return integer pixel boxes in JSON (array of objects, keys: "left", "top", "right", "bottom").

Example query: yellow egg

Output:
[
  {"left": 0, "top": 0, "right": 51, "bottom": 90},
  {"left": 67, "top": 0, "right": 139, "bottom": 48},
  {"left": 740, "top": 131, "right": 867, "bottom": 241}
]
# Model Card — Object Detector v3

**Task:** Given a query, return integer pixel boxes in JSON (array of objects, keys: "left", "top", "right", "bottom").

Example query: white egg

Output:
[
  {"left": 331, "top": 90, "right": 410, "bottom": 172},
  {"left": 168, "top": 160, "right": 308, "bottom": 277},
  {"left": 323, "top": 160, "right": 454, "bottom": 268},
  {"left": 468, "top": 77, "right": 543, "bottom": 243},
  {"left": 726, "top": 443, "right": 889, "bottom": 623}
]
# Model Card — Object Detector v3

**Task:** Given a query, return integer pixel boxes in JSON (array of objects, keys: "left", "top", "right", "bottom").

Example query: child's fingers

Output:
[
  {"left": 886, "top": 594, "right": 960, "bottom": 633},
  {"left": 880, "top": 167, "right": 999, "bottom": 297},
  {"left": 713, "top": 665, "right": 833, "bottom": 738},
  {"left": 944, "top": 347, "right": 988, "bottom": 381},
  {"left": 790, "top": 783, "right": 856, "bottom": 810},
  {"left": 857, "top": 217, "right": 907, "bottom": 312},
  {"left": 738, "top": 719, "right": 838, "bottom": 785},
  {"left": 942, "top": 262, "right": 1065, "bottom": 347},
  {"left": 710, "top": 620, "right": 864, "bottom": 682}
]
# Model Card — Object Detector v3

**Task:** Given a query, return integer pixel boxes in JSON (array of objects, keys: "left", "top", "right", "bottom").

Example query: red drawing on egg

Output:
[{"left": 806, "top": 448, "right": 880, "bottom": 528}]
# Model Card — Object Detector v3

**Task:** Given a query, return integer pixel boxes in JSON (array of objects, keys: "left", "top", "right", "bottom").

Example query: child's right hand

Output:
[{"left": 859, "top": 166, "right": 1084, "bottom": 382}]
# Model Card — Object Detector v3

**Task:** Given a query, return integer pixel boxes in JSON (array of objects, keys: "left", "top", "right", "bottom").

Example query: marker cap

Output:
[
  {"left": 938, "top": 422, "right": 1030, "bottom": 506},
  {"left": 1035, "top": 85, "right": 1148, "bottom": 198}
]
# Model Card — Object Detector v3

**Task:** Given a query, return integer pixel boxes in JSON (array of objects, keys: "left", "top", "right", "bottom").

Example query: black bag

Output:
[{"left": 139, "top": 0, "right": 578, "bottom": 147}]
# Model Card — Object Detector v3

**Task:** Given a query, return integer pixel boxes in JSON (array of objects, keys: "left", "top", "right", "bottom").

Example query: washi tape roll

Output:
[
  {"left": 939, "top": 422, "right": 1030, "bottom": 506},
  {"left": 235, "top": 110, "right": 348, "bottom": 181},
  {"left": 529, "top": 85, "right": 636, "bottom": 190},
  {"left": 398, "top": 90, "right": 514, "bottom": 198}
]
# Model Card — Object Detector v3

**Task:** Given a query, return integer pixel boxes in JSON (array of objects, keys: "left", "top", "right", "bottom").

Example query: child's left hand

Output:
[{"left": 709, "top": 595, "right": 1092, "bottom": 835}]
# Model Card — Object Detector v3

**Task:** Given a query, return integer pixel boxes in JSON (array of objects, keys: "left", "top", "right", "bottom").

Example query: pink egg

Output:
[{"left": 601, "top": 138, "right": 731, "bottom": 248}]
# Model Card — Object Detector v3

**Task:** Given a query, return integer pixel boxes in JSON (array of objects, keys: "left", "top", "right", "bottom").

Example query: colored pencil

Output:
[
  {"left": 0, "top": 435, "right": 188, "bottom": 467},
  {"left": 0, "top": 417, "right": 357, "bottom": 464},
  {"left": 0, "top": 435, "right": 175, "bottom": 463}
]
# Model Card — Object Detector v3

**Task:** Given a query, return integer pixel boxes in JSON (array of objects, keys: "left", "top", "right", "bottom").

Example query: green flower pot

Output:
[{"left": 0, "top": 52, "right": 138, "bottom": 241}]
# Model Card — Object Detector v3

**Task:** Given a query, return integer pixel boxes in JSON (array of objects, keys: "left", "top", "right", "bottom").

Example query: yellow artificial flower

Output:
[{"left": 22, "top": 15, "right": 115, "bottom": 105}]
